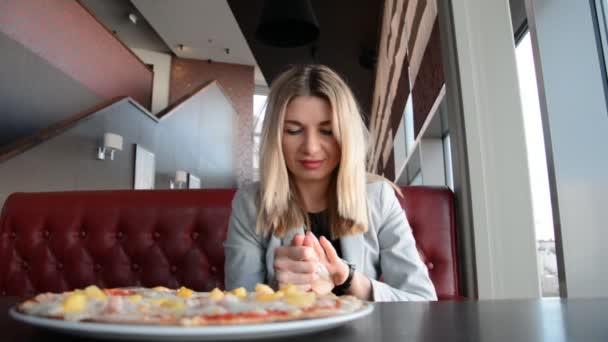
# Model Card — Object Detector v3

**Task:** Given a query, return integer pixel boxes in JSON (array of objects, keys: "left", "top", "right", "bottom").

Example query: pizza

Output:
[{"left": 16, "top": 284, "right": 366, "bottom": 326}]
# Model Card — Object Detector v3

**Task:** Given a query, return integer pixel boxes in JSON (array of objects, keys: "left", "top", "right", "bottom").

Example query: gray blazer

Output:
[{"left": 224, "top": 180, "right": 437, "bottom": 302}]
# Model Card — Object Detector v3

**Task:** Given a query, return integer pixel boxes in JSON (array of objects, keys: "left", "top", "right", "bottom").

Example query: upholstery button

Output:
[
  {"left": 43, "top": 230, "right": 50, "bottom": 239},
  {"left": 153, "top": 232, "right": 160, "bottom": 240},
  {"left": 191, "top": 232, "right": 199, "bottom": 240},
  {"left": 427, "top": 262, "right": 435, "bottom": 270},
  {"left": 10, "top": 232, "right": 16, "bottom": 239},
  {"left": 22, "top": 261, "right": 29, "bottom": 270},
  {"left": 57, "top": 263, "right": 63, "bottom": 270},
  {"left": 210, "top": 266, "right": 217, "bottom": 273},
  {"left": 131, "top": 264, "right": 140, "bottom": 271},
  {"left": 94, "top": 264, "right": 102, "bottom": 272},
  {"left": 1, "top": 291, "right": 6, "bottom": 296},
  {"left": 80, "top": 231, "right": 87, "bottom": 238},
  {"left": 116, "top": 231, "right": 124, "bottom": 240},
  {"left": 170, "top": 265, "right": 178, "bottom": 273}
]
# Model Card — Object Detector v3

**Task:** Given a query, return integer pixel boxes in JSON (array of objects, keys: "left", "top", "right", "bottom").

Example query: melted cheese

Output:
[{"left": 20, "top": 283, "right": 352, "bottom": 324}]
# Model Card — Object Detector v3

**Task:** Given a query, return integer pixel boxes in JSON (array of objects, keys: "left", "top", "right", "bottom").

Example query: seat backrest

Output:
[
  {"left": 0, "top": 186, "right": 459, "bottom": 299},
  {"left": 0, "top": 189, "right": 236, "bottom": 298},
  {"left": 398, "top": 186, "right": 460, "bottom": 300}
]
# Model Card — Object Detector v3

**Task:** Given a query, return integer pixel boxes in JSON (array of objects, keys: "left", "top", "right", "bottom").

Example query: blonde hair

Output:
[{"left": 256, "top": 64, "right": 383, "bottom": 238}]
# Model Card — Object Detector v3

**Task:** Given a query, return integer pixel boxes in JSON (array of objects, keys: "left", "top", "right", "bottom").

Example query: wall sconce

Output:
[
  {"left": 97, "top": 132, "right": 123, "bottom": 160},
  {"left": 170, "top": 170, "right": 188, "bottom": 189},
  {"left": 128, "top": 13, "right": 138, "bottom": 24}
]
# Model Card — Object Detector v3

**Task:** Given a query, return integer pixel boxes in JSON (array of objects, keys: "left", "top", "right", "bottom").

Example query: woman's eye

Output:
[
  {"left": 320, "top": 129, "right": 333, "bottom": 136},
  {"left": 285, "top": 129, "right": 302, "bottom": 135}
]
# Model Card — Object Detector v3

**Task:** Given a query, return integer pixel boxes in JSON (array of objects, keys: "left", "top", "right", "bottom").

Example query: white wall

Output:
[
  {"left": 132, "top": 48, "right": 171, "bottom": 114},
  {"left": 450, "top": 0, "right": 540, "bottom": 299},
  {"left": 420, "top": 139, "right": 446, "bottom": 186},
  {"left": 393, "top": 114, "right": 407, "bottom": 178},
  {"left": 526, "top": 0, "right": 608, "bottom": 298},
  {"left": 0, "top": 83, "right": 239, "bottom": 209}
]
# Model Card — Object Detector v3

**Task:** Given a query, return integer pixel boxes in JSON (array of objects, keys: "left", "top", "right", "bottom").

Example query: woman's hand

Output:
[
  {"left": 273, "top": 232, "right": 350, "bottom": 294},
  {"left": 273, "top": 236, "right": 320, "bottom": 292},
  {"left": 303, "top": 232, "right": 350, "bottom": 288},
  {"left": 306, "top": 232, "right": 373, "bottom": 300}
]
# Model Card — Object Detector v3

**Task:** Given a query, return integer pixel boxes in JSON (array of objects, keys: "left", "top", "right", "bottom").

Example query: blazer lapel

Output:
[{"left": 340, "top": 233, "right": 366, "bottom": 272}]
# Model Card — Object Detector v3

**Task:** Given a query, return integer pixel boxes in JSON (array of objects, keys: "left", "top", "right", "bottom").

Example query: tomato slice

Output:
[{"left": 104, "top": 288, "right": 136, "bottom": 296}]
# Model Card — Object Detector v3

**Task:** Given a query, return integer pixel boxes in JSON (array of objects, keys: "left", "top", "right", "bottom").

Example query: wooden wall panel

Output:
[
  {"left": 412, "top": 21, "right": 444, "bottom": 136},
  {"left": 368, "top": 0, "right": 445, "bottom": 179}
]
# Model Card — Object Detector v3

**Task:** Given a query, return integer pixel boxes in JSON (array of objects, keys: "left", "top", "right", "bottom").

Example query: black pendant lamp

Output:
[{"left": 255, "top": 0, "right": 320, "bottom": 48}]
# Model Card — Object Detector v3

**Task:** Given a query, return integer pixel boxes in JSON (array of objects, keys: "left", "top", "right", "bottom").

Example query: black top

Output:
[{"left": 308, "top": 210, "right": 342, "bottom": 258}]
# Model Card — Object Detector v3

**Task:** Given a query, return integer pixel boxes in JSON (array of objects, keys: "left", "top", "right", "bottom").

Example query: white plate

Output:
[{"left": 10, "top": 303, "right": 374, "bottom": 341}]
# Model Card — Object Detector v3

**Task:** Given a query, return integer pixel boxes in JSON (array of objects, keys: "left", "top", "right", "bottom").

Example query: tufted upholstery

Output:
[
  {"left": 0, "top": 189, "right": 235, "bottom": 299},
  {"left": 0, "top": 186, "right": 460, "bottom": 299},
  {"left": 397, "top": 187, "right": 460, "bottom": 300}
]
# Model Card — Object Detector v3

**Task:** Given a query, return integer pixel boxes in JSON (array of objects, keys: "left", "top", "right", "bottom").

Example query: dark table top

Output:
[{"left": 1, "top": 296, "right": 607, "bottom": 341}]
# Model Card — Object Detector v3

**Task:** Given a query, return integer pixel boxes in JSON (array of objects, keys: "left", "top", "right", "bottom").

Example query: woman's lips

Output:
[{"left": 300, "top": 160, "right": 323, "bottom": 169}]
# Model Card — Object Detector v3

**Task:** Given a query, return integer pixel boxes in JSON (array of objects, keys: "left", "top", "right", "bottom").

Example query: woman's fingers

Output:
[
  {"left": 273, "top": 257, "right": 317, "bottom": 273},
  {"left": 275, "top": 246, "right": 318, "bottom": 262},
  {"left": 278, "top": 282, "right": 311, "bottom": 293},
  {"left": 276, "top": 270, "right": 317, "bottom": 285},
  {"left": 274, "top": 233, "right": 342, "bottom": 291},
  {"left": 302, "top": 233, "right": 314, "bottom": 247},
  {"left": 292, "top": 233, "right": 305, "bottom": 247},
  {"left": 319, "top": 236, "right": 340, "bottom": 264},
  {"left": 307, "top": 232, "right": 326, "bottom": 260}
]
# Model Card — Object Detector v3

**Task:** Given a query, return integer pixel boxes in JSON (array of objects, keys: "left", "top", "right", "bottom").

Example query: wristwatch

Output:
[{"left": 333, "top": 259, "right": 355, "bottom": 295}]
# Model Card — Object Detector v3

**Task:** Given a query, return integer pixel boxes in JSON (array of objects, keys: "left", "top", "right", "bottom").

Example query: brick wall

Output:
[
  {"left": 170, "top": 58, "right": 254, "bottom": 118},
  {"left": 169, "top": 57, "right": 255, "bottom": 186}
]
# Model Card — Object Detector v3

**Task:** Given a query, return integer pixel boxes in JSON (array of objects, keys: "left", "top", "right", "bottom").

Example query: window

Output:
[
  {"left": 595, "top": 0, "right": 608, "bottom": 79},
  {"left": 442, "top": 134, "right": 454, "bottom": 191},
  {"left": 410, "top": 171, "right": 422, "bottom": 186},
  {"left": 515, "top": 32, "right": 558, "bottom": 297},
  {"left": 252, "top": 94, "right": 267, "bottom": 178},
  {"left": 404, "top": 96, "right": 415, "bottom": 153}
]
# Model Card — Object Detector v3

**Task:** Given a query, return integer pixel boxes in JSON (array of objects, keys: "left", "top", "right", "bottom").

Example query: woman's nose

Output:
[{"left": 302, "top": 132, "right": 321, "bottom": 154}]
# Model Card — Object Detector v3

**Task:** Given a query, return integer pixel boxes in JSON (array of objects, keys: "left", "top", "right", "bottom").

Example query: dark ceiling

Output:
[
  {"left": 80, "top": 0, "right": 170, "bottom": 53},
  {"left": 227, "top": 0, "right": 385, "bottom": 123}
]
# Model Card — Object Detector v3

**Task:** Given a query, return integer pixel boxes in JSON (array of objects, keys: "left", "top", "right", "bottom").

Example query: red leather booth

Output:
[{"left": 0, "top": 186, "right": 459, "bottom": 300}]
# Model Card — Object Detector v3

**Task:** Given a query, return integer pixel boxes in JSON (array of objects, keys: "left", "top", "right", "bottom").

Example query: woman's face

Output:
[{"left": 281, "top": 96, "right": 341, "bottom": 185}]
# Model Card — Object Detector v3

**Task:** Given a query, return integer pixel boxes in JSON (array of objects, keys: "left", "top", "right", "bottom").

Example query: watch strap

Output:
[{"left": 333, "top": 260, "right": 355, "bottom": 295}]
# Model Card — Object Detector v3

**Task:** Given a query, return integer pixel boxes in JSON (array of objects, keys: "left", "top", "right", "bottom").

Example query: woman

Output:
[{"left": 224, "top": 64, "right": 436, "bottom": 301}]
